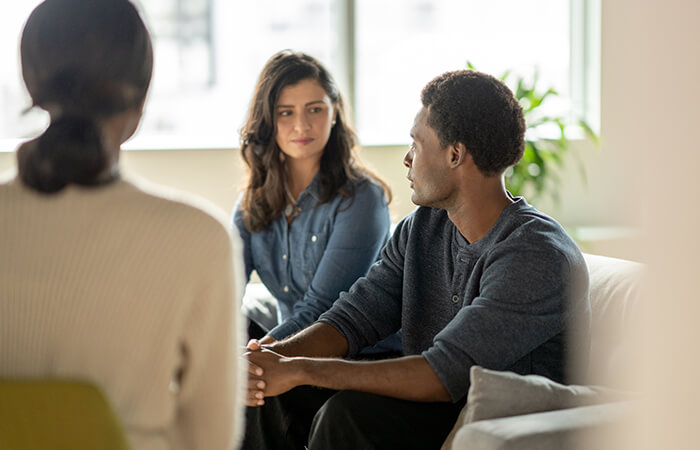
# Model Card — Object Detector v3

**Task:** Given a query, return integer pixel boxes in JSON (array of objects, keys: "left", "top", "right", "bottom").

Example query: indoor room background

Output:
[
  {"left": 2, "top": 1, "right": 700, "bottom": 449},
  {"left": 0, "top": 0, "right": 691, "bottom": 267},
  {"left": 1, "top": 0, "right": 640, "bottom": 259}
]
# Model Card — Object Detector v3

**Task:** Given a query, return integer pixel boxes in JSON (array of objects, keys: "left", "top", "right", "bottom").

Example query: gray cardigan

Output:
[{"left": 319, "top": 197, "right": 591, "bottom": 402}]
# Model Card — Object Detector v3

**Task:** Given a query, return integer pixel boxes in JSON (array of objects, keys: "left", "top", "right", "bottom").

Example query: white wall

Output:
[
  {"left": 583, "top": 0, "right": 700, "bottom": 449},
  {"left": 0, "top": 144, "right": 417, "bottom": 223},
  {"left": 0, "top": 141, "right": 641, "bottom": 260}
]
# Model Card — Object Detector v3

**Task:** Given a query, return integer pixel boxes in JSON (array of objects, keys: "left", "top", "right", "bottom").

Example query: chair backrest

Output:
[
  {"left": 583, "top": 253, "right": 646, "bottom": 387},
  {"left": 0, "top": 380, "right": 130, "bottom": 450}
]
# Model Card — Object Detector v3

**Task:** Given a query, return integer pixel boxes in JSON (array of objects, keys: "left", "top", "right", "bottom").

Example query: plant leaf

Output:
[
  {"left": 466, "top": 61, "right": 600, "bottom": 208},
  {"left": 578, "top": 120, "right": 600, "bottom": 146}
]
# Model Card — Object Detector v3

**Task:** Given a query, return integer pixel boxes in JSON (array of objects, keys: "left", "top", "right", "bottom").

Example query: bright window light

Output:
[
  {"left": 355, "top": 0, "right": 571, "bottom": 145},
  {"left": 0, "top": 0, "right": 595, "bottom": 150}
]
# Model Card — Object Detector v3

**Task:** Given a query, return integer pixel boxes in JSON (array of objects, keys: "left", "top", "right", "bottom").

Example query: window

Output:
[
  {"left": 0, "top": 2, "right": 49, "bottom": 145},
  {"left": 0, "top": 0, "right": 598, "bottom": 150},
  {"left": 138, "top": 0, "right": 341, "bottom": 149},
  {"left": 355, "top": 0, "right": 578, "bottom": 144}
]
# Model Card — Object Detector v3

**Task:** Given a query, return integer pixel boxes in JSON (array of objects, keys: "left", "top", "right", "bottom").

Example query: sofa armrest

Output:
[{"left": 451, "top": 401, "right": 633, "bottom": 450}]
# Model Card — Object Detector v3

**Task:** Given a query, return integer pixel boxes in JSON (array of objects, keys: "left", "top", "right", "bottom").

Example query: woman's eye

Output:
[
  {"left": 278, "top": 110, "right": 292, "bottom": 117},
  {"left": 309, "top": 107, "right": 322, "bottom": 113}
]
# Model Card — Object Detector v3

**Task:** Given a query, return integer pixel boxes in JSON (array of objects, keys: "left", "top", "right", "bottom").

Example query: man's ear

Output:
[{"left": 449, "top": 142, "right": 469, "bottom": 168}]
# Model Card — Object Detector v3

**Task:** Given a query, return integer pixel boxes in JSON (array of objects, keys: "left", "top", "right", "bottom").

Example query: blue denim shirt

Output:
[{"left": 234, "top": 175, "right": 391, "bottom": 340}]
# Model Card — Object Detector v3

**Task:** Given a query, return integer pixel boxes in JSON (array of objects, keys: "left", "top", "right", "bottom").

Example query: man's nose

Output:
[{"left": 403, "top": 150, "right": 412, "bottom": 168}]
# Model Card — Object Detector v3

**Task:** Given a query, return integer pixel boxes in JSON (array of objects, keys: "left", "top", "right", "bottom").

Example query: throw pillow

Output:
[{"left": 441, "top": 366, "right": 631, "bottom": 450}]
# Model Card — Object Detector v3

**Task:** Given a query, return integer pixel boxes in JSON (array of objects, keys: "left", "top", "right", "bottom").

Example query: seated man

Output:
[{"left": 242, "top": 69, "right": 591, "bottom": 450}]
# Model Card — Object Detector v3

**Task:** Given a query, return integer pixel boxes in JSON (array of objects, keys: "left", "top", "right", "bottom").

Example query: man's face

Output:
[{"left": 403, "top": 106, "right": 452, "bottom": 208}]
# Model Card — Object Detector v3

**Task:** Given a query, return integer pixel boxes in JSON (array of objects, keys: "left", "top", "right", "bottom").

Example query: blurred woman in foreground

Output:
[{"left": 0, "top": 1, "right": 245, "bottom": 448}]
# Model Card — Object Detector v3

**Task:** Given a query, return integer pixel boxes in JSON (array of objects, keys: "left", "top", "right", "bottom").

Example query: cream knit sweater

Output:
[{"left": 0, "top": 173, "right": 245, "bottom": 450}]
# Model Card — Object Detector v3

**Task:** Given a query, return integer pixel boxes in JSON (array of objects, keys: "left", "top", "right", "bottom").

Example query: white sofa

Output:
[{"left": 444, "top": 253, "right": 645, "bottom": 450}]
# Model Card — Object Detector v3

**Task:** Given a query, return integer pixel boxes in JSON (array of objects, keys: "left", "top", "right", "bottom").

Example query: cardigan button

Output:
[
  {"left": 311, "top": 235, "right": 317, "bottom": 242},
  {"left": 451, "top": 295, "right": 460, "bottom": 303}
]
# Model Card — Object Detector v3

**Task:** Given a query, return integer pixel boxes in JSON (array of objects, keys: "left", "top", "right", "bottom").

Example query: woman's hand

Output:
[
  {"left": 244, "top": 339, "right": 265, "bottom": 406},
  {"left": 246, "top": 348, "right": 303, "bottom": 400}
]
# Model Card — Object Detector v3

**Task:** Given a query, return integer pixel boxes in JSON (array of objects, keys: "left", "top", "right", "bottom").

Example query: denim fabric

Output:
[{"left": 234, "top": 175, "right": 391, "bottom": 341}]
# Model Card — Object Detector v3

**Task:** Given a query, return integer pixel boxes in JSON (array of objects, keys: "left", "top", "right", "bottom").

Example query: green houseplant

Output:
[{"left": 467, "top": 62, "right": 598, "bottom": 205}]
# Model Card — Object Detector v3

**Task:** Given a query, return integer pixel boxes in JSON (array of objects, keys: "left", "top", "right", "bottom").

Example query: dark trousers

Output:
[
  {"left": 240, "top": 386, "right": 465, "bottom": 450},
  {"left": 248, "top": 317, "right": 269, "bottom": 340}
]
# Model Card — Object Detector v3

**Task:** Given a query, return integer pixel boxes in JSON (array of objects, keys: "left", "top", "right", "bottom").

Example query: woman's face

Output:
[{"left": 274, "top": 78, "right": 337, "bottom": 166}]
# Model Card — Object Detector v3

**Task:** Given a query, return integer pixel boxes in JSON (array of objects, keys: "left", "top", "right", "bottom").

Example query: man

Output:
[{"left": 242, "top": 70, "right": 591, "bottom": 449}]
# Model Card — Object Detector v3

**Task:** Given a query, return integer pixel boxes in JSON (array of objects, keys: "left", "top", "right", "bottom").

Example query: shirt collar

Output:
[
  {"left": 452, "top": 192, "right": 531, "bottom": 251},
  {"left": 298, "top": 171, "right": 322, "bottom": 203}
]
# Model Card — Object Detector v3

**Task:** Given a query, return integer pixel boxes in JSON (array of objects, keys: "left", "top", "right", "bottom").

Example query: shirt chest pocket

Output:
[{"left": 299, "top": 229, "right": 329, "bottom": 282}]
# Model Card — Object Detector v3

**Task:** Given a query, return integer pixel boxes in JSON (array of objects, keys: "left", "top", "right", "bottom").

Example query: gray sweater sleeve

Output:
[{"left": 318, "top": 215, "right": 410, "bottom": 356}]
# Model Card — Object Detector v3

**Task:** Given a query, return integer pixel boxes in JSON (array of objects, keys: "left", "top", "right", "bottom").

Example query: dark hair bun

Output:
[{"left": 21, "top": 116, "right": 107, "bottom": 193}]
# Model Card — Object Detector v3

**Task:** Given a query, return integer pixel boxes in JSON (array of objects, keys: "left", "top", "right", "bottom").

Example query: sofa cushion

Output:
[
  {"left": 441, "top": 253, "right": 644, "bottom": 449},
  {"left": 451, "top": 401, "right": 635, "bottom": 450},
  {"left": 441, "top": 366, "right": 631, "bottom": 450},
  {"left": 583, "top": 253, "right": 645, "bottom": 386}
]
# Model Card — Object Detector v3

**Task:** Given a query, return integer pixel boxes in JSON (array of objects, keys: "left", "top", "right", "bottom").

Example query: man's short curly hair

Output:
[{"left": 421, "top": 70, "right": 526, "bottom": 176}]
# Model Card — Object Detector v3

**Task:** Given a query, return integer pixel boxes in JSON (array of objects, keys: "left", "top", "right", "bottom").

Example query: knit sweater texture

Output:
[
  {"left": 0, "top": 173, "right": 245, "bottom": 450},
  {"left": 320, "top": 198, "right": 591, "bottom": 402}
]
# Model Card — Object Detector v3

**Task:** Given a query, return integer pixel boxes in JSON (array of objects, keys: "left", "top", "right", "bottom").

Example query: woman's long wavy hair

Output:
[{"left": 239, "top": 50, "right": 391, "bottom": 233}]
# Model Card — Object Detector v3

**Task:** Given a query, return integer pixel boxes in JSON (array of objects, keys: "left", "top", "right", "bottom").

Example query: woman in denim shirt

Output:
[{"left": 234, "top": 50, "right": 393, "bottom": 347}]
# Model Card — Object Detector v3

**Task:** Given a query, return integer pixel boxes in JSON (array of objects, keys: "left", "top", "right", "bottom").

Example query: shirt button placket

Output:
[
  {"left": 283, "top": 221, "right": 291, "bottom": 295},
  {"left": 453, "top": 253, "right": 469, "bottom": 306}
]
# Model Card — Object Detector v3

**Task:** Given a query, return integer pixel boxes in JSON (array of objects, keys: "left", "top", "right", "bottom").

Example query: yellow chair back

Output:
[{"left": 0, "top": 380, "right": 129, "bottom": 450}]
